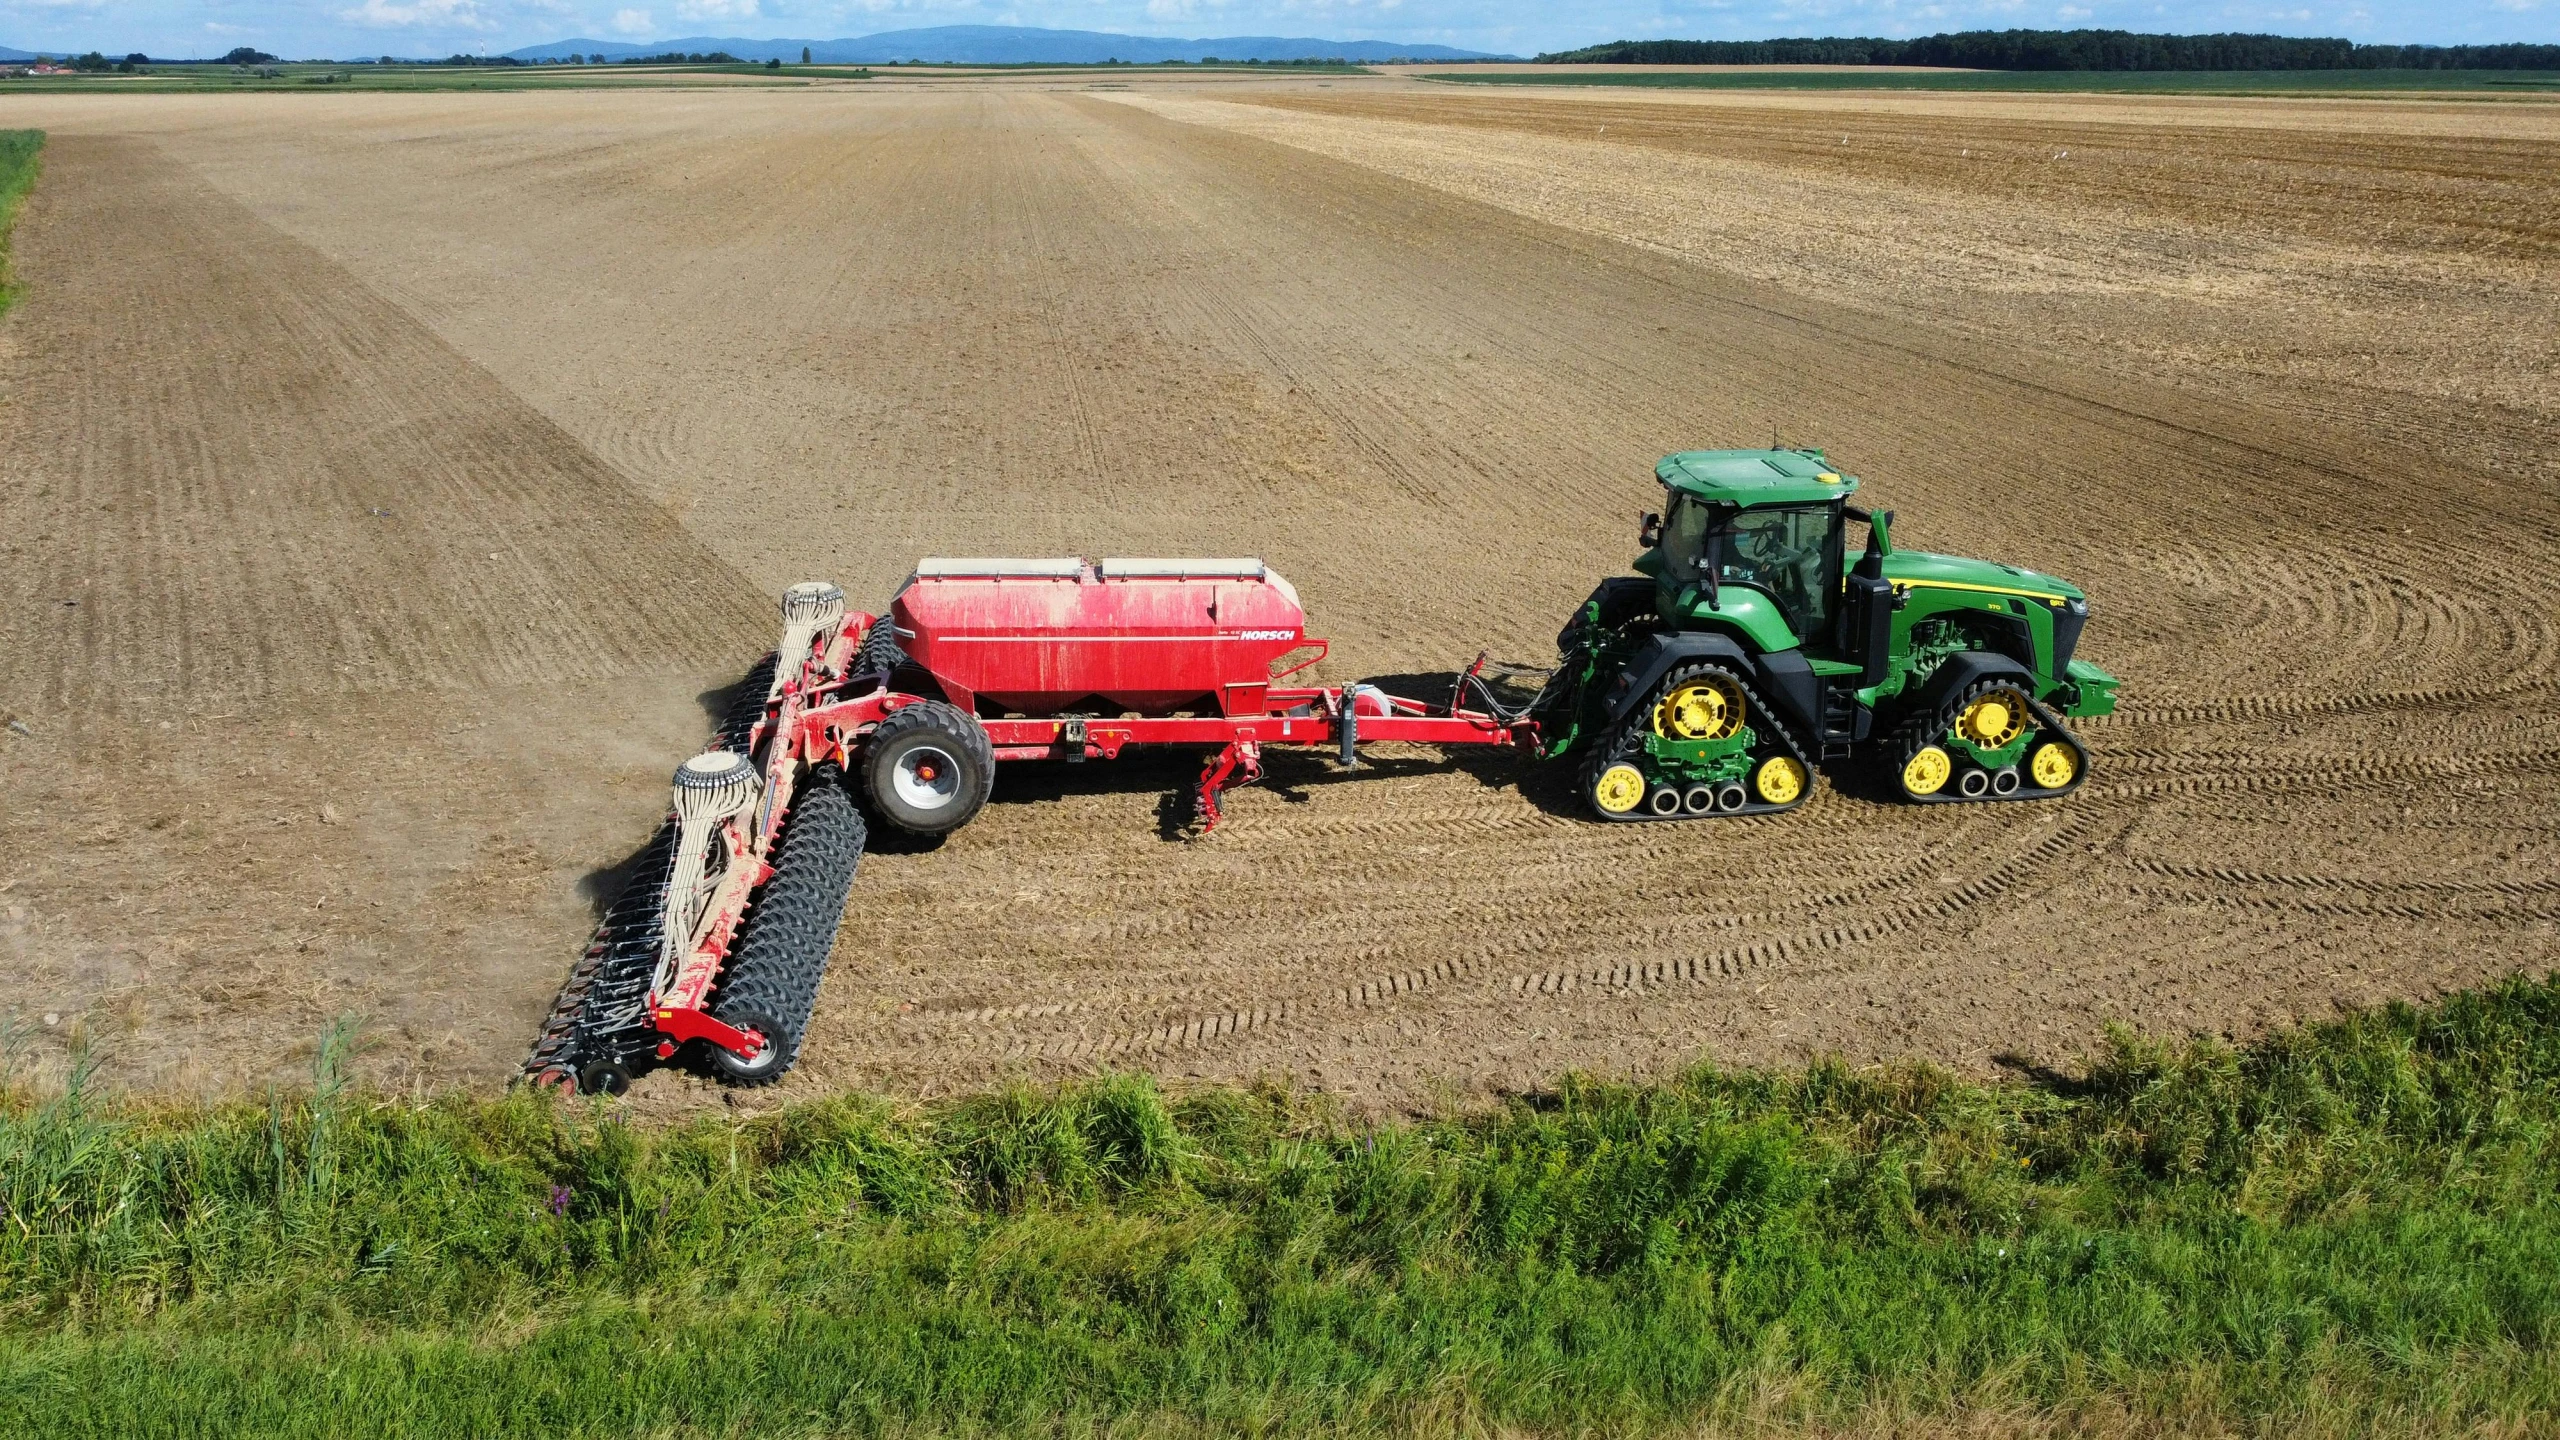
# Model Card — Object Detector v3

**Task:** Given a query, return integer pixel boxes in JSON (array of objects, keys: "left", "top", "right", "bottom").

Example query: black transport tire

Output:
[
  {"left": 706, "top": 770, "right": 865, "bottom": 1086},
  {"left": 861, "top": 701, "right": 995, "bottom": 837}
]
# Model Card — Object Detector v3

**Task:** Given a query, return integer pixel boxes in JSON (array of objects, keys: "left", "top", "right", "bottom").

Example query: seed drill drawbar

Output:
[{"left": 523, "top": 450, "right": 2119, "bottom": 1095}]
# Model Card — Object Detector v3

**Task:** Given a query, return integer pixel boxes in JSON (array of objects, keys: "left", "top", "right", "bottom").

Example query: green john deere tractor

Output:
[{"left": 1533, "top": 448, "right": 2118, "bottom": 821}]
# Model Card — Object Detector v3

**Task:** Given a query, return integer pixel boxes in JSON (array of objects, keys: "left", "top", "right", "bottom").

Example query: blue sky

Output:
[{"left": 2, "top": 0, "right": 2549, "bottom": 62}]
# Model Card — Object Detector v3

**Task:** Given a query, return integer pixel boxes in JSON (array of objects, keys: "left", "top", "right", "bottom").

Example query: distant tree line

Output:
[
  {"left": 1540, "top": 30, "right": 2560, "bottom": 70},
  {"left": 617, "top": 51, "right": 743, "bottom": 64}
]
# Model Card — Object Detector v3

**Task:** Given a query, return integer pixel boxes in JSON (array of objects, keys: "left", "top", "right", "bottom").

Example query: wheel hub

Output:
[
  {"left": 1957, "top": 691, "right": 2026, "bottom": 748},
  {"left": 1654, "top": 675, "right": 1743, "bottom": 741},
  {"left": 2030, "top": 740, "right": 2079, "bottom": 789},
  {"left": 892, "top": 745, "right": 962, "bottom": 811}
]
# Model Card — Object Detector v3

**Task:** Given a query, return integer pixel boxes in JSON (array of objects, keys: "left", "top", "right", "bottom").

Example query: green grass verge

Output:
[
  {"left": 1422, "top": 68, "right": 2560, "bottom": 97},
  {"left": 5, "top": 978, "right": 2559, "bottom": 1436},
  {"left": 0, "top": 130, "right": 41, "bottom": 317}
]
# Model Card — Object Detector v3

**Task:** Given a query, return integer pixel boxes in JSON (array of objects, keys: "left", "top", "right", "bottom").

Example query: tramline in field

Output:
[{"left": 523, "top": 449, "right": 2118, "bottom": 1096}]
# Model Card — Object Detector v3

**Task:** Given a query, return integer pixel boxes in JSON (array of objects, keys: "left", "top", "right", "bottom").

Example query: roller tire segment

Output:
[
  {"left": 714, "top": 651, "right": 780, "bottom": 752},
  {"left": 1893, "top": 678, "right": 2089, "bottom": 804},
  {"left": 704, "top": 768, "right": 865, "bottom": 1086},
  {"left": 852, "top": 617, "right": 906, "bottom": 680},
  {"left": 1581, "top": 660, "right": 1816, "bottom": 822}
]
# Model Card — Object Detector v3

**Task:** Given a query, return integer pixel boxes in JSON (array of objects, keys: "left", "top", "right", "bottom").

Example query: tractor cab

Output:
[{"left": 1638, "top": 448, "right": 1856, "bottom": 650}]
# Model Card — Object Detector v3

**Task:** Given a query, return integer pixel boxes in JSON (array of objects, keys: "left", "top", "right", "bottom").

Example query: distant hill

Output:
[
  {"left": 507, "top": 26, "right": 1497, "bottom": 65},
  {"left": 1, "top": 45, "right": 44, "bottom": 61}
]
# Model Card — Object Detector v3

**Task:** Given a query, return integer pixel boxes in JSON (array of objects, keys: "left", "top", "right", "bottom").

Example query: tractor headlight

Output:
[{"left": 2066, "top": 597, "right": 2088, "bottom": 617}]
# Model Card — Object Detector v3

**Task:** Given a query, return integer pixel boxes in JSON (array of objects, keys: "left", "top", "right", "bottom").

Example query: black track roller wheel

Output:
[
  {"left": 705, "top": 769, "right": 865, "bottom": 1086},
  {"left": 862, "top": 700, "right": 995, "bottom": 837}
]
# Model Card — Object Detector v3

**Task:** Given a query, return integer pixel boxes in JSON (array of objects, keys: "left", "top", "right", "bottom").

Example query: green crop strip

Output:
[
  {"left": 4, "top": 977, "right": 2558, "bottom": 1436},
  {"left": 0, "top": 131, "right": 43, "bottom": 318}
]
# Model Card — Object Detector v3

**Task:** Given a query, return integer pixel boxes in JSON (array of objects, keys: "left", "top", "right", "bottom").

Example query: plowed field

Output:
[{"left": 2, "top": 78, "right": 2554, "bottom": 1109}]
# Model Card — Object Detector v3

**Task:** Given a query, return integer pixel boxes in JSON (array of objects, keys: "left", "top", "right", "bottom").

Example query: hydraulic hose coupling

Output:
[
  {"left": 657, "top": 750, "right": 763, "bottom": 995},
  {"left": 770, "top": 581, "right": 848, "bottom": 700}
]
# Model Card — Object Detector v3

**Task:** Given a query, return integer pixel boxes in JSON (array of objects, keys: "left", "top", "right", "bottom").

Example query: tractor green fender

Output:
[
  {"left": 1605, "top": 633, "right": 1822, "bottom": 744},
  {"left": 1898, "top": 650, "right": 2039, "bottom": 727}
]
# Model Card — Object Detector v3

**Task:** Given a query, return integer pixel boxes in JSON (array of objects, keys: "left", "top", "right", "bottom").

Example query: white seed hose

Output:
[
  {"left": 654, "top": 750, "right": 762, "bottom": 1001},
  {"left": 770, "top": 581, "right": 848, "bottom": 700}
]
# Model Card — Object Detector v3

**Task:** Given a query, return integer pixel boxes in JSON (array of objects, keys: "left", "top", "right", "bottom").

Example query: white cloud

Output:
[
  {"left": 339, "top": 0, "right": 495, "bottom": 28},
  {"left": 675, "top": 0, "right": 758, "bottom": 18},
  {"left": 611, "top": 6, "right": 653, "bottom": 31}
]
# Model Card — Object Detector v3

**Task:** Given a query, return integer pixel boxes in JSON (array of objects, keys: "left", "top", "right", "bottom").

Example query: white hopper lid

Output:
[
  {"left": 1097, "top": 558, "right": 1266, "bottom": 580},
  {"left": 915, "top": 558, "right": 1087, "bottom": 578}
]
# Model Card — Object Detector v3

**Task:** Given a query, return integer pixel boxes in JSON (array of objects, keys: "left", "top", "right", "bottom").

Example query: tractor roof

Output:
[{"left": 1657, "top": 449, "right": 1859, "bottom": 506}]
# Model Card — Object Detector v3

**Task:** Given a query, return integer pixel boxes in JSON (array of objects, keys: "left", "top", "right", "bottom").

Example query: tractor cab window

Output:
[
  {"left": 1659, "top": 493, "right": 1717, "bottom": 585},
  {"left": 1720, "top": 504, "right": 1838, "bottom": 642}
]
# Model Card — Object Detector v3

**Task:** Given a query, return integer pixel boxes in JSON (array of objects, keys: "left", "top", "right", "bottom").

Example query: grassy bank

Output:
[
  {"left": 0, "top": 130, "right": 42, "bottom": 316},
  {"left": 1423, "top": 68, "right": 2560, "bottom": 96},
  {"left": 5, "top": 979, "right": 2558, "bottom": 1436}
]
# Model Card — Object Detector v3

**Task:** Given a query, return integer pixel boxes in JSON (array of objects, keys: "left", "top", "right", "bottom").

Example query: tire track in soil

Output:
[
  {"left": 0, "top": 136, "right": 766, "bottom": 718},
  {"left": 0, "top": 133, "right": 767, "bottom": 1094}
]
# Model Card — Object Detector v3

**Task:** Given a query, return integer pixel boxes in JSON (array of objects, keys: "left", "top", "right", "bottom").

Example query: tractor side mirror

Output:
[{"left": 1638, "top": 511, "right": 1662, "bottom": 548}]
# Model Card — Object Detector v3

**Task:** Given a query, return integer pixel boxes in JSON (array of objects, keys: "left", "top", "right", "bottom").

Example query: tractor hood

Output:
[{"left": 1884, "top": 549, "right": 2086, "bottom": 606}]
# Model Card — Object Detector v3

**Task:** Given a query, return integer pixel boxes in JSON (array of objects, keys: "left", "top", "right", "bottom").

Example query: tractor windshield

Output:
[{"left": 1720, "top": 504, "right": 1837, "bottom": 642}]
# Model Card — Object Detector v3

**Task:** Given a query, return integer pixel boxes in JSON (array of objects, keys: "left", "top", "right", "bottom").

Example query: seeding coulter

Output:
[{"left": 524, "top": 449, "right": 2119, "bottom": 1096}]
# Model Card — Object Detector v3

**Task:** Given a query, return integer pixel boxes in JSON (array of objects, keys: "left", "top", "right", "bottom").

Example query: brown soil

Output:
[{"left": 0, "top": 83, "right": 2552, "bottom": 1111}]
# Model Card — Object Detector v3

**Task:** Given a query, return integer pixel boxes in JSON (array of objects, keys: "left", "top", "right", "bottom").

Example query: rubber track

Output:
[
  {"left": 519, "top": 652, "right": 772, "bottom": 1088},
  {"left": 1583, "top": 662, "right": 1815, "bottom": 822},
  {"left": 707, "top": 770, "right": 865, "bottom": 1083},
  {"left": 1896, "top": 682, "right": 2088, "bottom": 805}
]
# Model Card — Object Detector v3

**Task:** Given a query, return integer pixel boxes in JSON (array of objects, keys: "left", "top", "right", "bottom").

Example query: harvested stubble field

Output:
[{"left": 0, "top": 74, "right": 2554, "bottom": 1113}]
